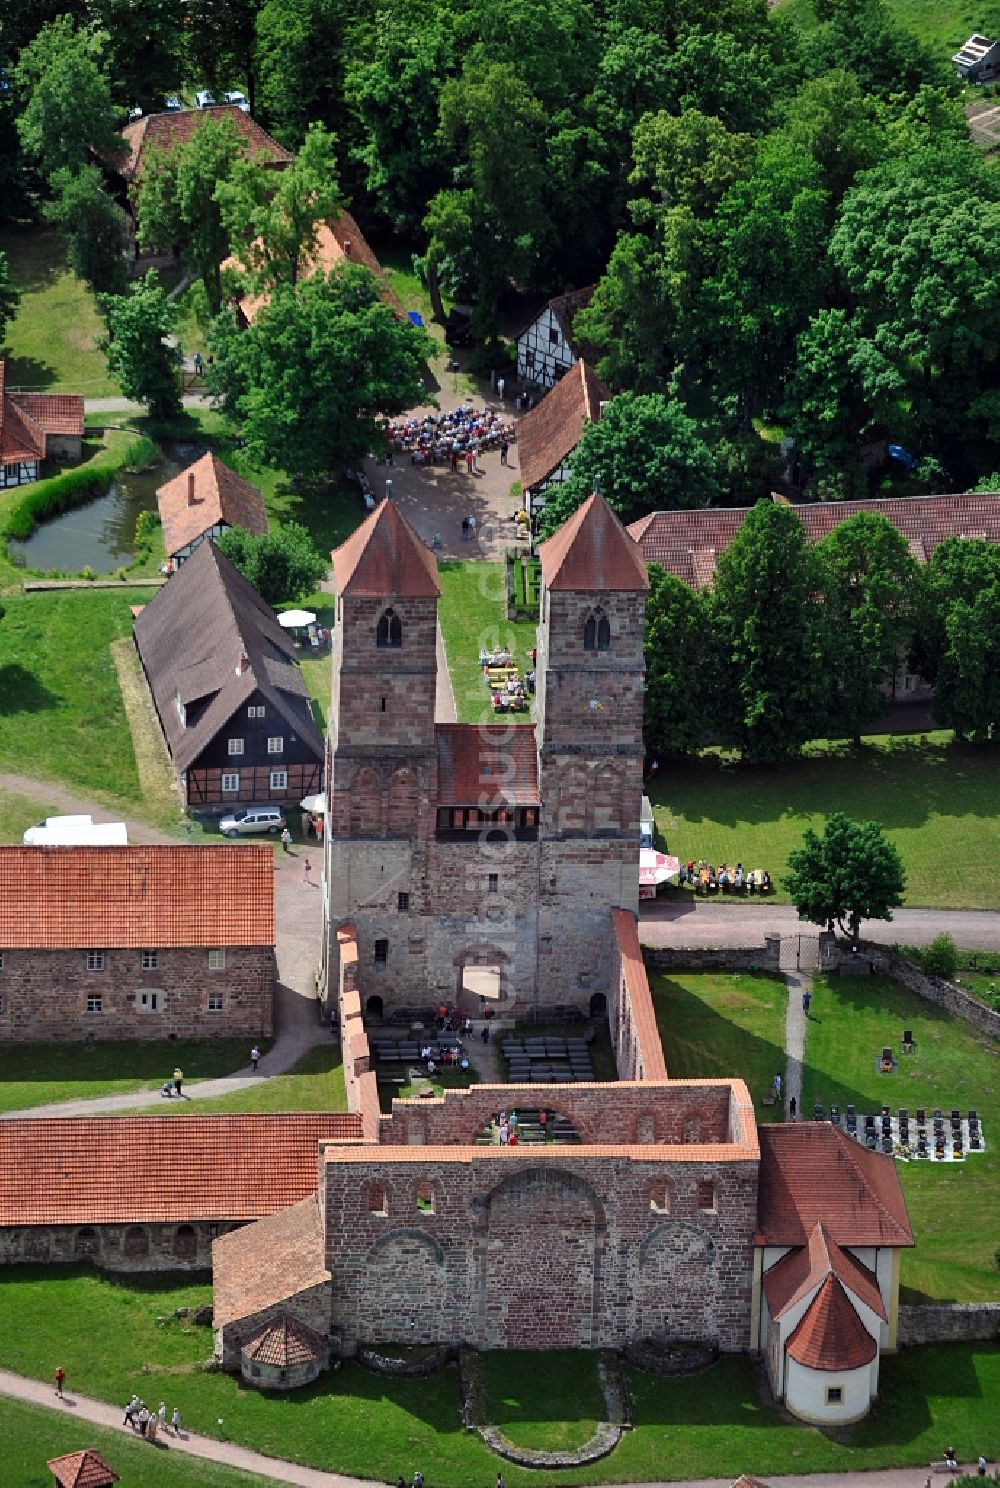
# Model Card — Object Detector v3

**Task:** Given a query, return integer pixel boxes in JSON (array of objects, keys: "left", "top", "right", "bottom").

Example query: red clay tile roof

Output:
[
  {"left": 13, "top": 391, "right": 85, "bottom": 437},
  {"left": 757, "top": 1125, "right": 913, "bottom": 1248},
  {"left": 612, "top": 907, "right": 668, "bottom": 1079},
  {"left": 539, "top": 490, "right": 649, "bottom": 592},
  {"left": 117, "top": 106, "right": 291, "bottom": 183},
  {"left": 763, "top": 1221, "right": 886, "bottom": 1321},
  {"left": 133, "top": 540, "right": 324, "bottom": 771},
  {"left": 0, "top": 844, "right": 274, "bottom": 949},
  {"left": 332, "top": 499, "right": 440, "bottom": 598},
  {"left": 435, "top": 723, "right": 539, "bottom": 806},
  {"left": 0, "top": 1117, "right": 361, "bottom": 1226},
  {"left": 786, "top": 1274, "right": 878, "bottom": 1371},
  {"left": 228, "top": 211, "right": 403, "bottom": 325},
  {"left": 0, "top": 394, "right": 44, "bottom": 464},
  {"left": 47, "top": 1451, "right": 121, "bottom": 1488},
  {"left": 157, "top": 452, "right": 268, "bottom": 557},
  {"left": 213, "top": 1194, "right": 330, "bottom": 1326},
  {"left": 242, "top": 1311, "right": 327, "bottom": 1365},
  {"left": 518, "top": 360, "right": 608, "bottom": 492},
  {"left": 629, "top": 494, "right": 1000, "bottom": 590}
]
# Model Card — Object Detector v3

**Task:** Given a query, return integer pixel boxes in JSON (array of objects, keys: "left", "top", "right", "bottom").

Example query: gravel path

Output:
[
  {"left": 782, "top": 969, "right": 808, "bottom": 1119},
  {"left": 639, "top": 899, "right": 1000, "bottom": 950}
]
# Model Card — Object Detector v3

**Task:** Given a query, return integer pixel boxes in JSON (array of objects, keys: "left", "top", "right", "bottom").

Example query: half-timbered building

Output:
[{"left": 515, "top": 286, "right": 596, "bottom": 389}]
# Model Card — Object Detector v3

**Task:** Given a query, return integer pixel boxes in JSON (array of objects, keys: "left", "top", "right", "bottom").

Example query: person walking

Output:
[
  {"left": 147, "top": 1410, "right": 159, "bottom": 1444},
  {"left": 171, "top": 1406, "right": 182, "bottom": 1436},
  {"left": 773, "top": 1071, "right": 782, "bottom": 1099},
  {"left": 497, "top": 376, "right": 505, "bottom": 402},
  {"left": 280, "top": 826, "right": 292, "bottom": 854},
  {"left": 193, "top": 351, "right": 203, "bottom": 377},
  {"left": 251, "top": 1045, "right": 261, "bottom": 1072},
  {"left": 802, "top": 989, "right": 812, "bottom": 1015},
  {"left": 465, "top": 448, "right": 474, "bottom": 475},
  {"left": 137, "top": 1404, "right": 150, "bottom": 1437},
  {"left": 461, "top": 516, "right": 469, "bottom": 541},
  {"left": 123, "top": 1398, "right": 136, "bottom": 1430},
  {"left": 468, "top": 513, "right": 476, "bottom": 541},
  {"left": 158, "top": 1402, "right": 167, "bottom": 1432},
  {"left": 385, "top": 477, "right": 393, "bottom": 502},
  {"left": 303, "top": 857, "right": 313, "bottom": 885},
  {"left": 54, "top": 1366, "right": 65, "bottom": 1398},
  {"left": 789, "top": 1096, "right": 797, "bottom": 1121},
  {"left": 500, "top": 438, "right": 509, "bottom": 466},
  {"left": 173, "top": 1067, "right": 184, "bottom": 1097},
  {"left": 978, "top": 1457, "right": 987, "bottom": 1476}
]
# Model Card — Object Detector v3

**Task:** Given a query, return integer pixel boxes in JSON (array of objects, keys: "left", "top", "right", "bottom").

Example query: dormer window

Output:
[
  {"left": 583, "top": 608, "right": 611, "bottom": 651},
  {"left": 376, "top": 608, "right": 402, "bottom": 649},
  {"left": 175, "top": 692, "right": 186, "bottom": 727}
]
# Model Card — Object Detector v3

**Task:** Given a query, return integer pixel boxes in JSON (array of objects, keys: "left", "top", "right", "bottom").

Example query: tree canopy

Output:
[
  {"left": 102, "top": 272, "right": 182, "bottom": 418},
  {"left": 207, "top": 263, "right": 434, "bottom": 476},
  {"left": 14, "top": 16, "right": 125, "bottom": 180},
  {"left": 45, "top": 165, "right": 129, "bottom": 299},
  {"left": 216, "top": 522, "right": 327, "bottom": 606},
  {"left": 784, "top": 810, "right": 906, "bottom": 943},
  {"left": 643, "top": 564, "right": 710, "bottom": 758}
]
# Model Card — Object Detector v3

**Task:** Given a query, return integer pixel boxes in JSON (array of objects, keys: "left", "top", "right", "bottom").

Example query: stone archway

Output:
[
  {"left": 480, "top": 1169, "right": 603, "bottom": 1348},
  {"left": 454, "top": 943, "right": 510, "bottom": 1012}
]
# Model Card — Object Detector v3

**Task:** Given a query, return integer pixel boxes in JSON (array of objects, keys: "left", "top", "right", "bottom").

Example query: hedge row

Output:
[{"left": 1, "top": 434, "right": 147, "bottom": 542}]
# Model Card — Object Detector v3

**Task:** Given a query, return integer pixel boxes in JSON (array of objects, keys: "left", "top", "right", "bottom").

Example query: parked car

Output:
[
  {"left": 164, "top": 94, "right": 183, "bottom": 111},
  {"left": 223, "top": 89, "right": 250, "bottom": 112},
  {"left": 128, "top": 104, "right": 143, "bottom": 120},
  {"left": 445, "top": 305, "right": 475, "bottom": 347},
  {"left": 194, "top": 89, "right": 217, "bottom": 108},
  {"left": 219, "top": 805, "right": 286, "bottom": 838}
]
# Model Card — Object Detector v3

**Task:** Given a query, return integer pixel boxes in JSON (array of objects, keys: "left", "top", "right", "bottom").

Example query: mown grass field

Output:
[
  {"left": 110, "top": 1044, "right": 347, "bottom": 1117},
  {"left": 648, "top": 735, "right": 1000, "bottom": 909},
  {"left": 0, "top": 1039, "right": 267, "bottom": 1115},
  {"left": 802, "top": 973, "right": 1000, "bottom": 1303},
  {"left": 0, "top": 1267, "right": 996, "bottom": 1484},
  {"left": 0, "top": 784, "right": 63, "bottom": 843},
  {"left": 0, "top": 225, "right": 119, "bottom": 397},
  {"left": 777, "top": 0, "right": 1000, "bottom": 53},
  {"left": 650, "top": 970, "right": 788, "bottom": 1123},
  {"left": 2, "top": 1396, "right": 278, "bottom": 1488},
  {"left": 437, "top": 560, "right": 537, "bottom": 723},
  {"left": 483, "top": 1350, "right": 604, "bottom": 1451}
]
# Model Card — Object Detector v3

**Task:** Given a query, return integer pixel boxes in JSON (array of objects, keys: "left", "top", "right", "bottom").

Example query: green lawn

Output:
[
  {"left": 648, "top": 735, "right": 1000, "bottom": 909},
  {"left": 437, "top": 560, "right": 537, "bottom": 723},
  {"left": 0, "top": 1040, "right": 266, "bottom": 1115},
  {"left": 650, "top": 970, "right": 787, "bottom": 1123},
  {"left": 482, "top": 1350, "right": 604, "bottom": 1451},
  {"left": 0, "top": 588, "right": 159, "bottom": 797},
  {"left": 1, "top": 1396, "right": 278, "bottom": 1488},
  {"left": 0, "top": 1268, "right": 996, "bottom": 1484},
  {"left": 287, "top": 592, "right": 335, "bottom": 731},
  {"left": 802, "top": 973, "right": 999, "bottom": 1303},
  {"left": 111, "top": 1043, "right": 347, "bottom": 1117},
  {"left": 0, "top": 225, "right": 120, "bottom": 397},
  {"left": 777, "top": 0, "right": 1000, "bottom": 52},
  {"left": 0, "top": 785, "right": 64, "bottom": 844}
]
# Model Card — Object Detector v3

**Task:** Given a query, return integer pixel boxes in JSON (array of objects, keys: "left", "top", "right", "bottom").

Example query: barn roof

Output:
[
  {"left": 157, "top": 452, "right": 268, "bottom": 557},
  {"left": 435, "top": 724, "right": 539, "bottom": 806},
  {"left": 518, "top": 360, "right": 608, "bottom": 492},
  {"left": 116, "top": 105, "right": 291, "bottom": 182},
  {"left": 757, "top": 1125, "right": 913, "bottom": 1248}
]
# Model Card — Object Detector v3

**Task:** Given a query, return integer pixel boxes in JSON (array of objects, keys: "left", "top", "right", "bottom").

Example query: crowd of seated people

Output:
[
  {"left": 386, "top": 406, "right": 516, "bottom": 466},
  {"left": 480, "top": 645, "right": 535, "bottom": 713},
  {"left": 680, "top": 860, "right": 772, "bottom": 894}
]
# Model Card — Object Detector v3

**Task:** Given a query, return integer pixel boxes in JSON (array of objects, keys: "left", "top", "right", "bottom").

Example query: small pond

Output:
[{"left": 8, "top": 439, "right": 209, "bottom": 575}]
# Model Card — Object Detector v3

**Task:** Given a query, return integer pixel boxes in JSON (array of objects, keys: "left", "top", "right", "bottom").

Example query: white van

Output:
[{"left": 23, "top": 815, "right": 128, "bottom": 846}]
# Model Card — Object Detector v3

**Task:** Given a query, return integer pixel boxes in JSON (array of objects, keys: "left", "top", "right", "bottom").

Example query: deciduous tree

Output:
[
  {"left": 784, "top": 810, "right": 906, "bottom": 942},
  {"left": 207, "top": 262, "right": 433, "bottom": 477},
  {"left": 136, "top": 114, "right": 246, "bottom": 314},
  {"left": 914, "top": 538, "right": 1000, "bottom": 744},
  {"left": 102, "top": 271, "right": 182, "bottom": 418},
  {"left": 816, "top": 512, "right": 917, "bottom": 743},
  {"left": 216, "top": 522, "right": 327, "bottom": 606},
  {"left": 0, "top": 251, "right": 20, "bottom": 348},
  {"left": 44, "top": 165, "right": 129, "bottom": 298},
  {"left": 708, "top": 499, "right": 828, "bottom": 762},
  {"left": 643, "top": 564, "right": 711, "bottom": 758},
  {"left": 14, "top": 15, "right": 125, "bottom": 179}
]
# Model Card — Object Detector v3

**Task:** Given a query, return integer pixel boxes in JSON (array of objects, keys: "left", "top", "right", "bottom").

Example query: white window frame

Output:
[
  {"left": 269, "top": 769, "right": 288, "bottom": 791},
  {"left": 267, "top": 736, "right": 284, "bottom": 754},
  {"left": 228, "top": 738, "right": 244, "bottom": 756},
  {"left": 86, "top": 949, "right": 105, "bottom": 972},
  {"left": 207, "top": 992, "right": 224, "bottom": 1013},
  {"left": 248, "top": 704, "right": 265, "bottom": 718},
  {"left": 86, "top": 993, "right": 103, "bottom": 1014},
  {"left": 208, "top": 948, "right": 226, "bottom": 971},
  {"left": 141, "top": 950, "right": 158, "bottom": 971},
  {"left": 221, "top": 771, "right": 240, "bottom": 793},
  {"left": 137, "top": 990, "right": 161, "bottom": 1014}
]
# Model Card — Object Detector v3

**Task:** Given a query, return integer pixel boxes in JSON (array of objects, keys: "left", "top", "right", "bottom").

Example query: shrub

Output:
[
  {"left": 134, "top": 509, "right": 161, "bottom": 549},
  {"left": 123, "top": 434, "right": 158, "bottom": 473},
  {"left": 922, "top": 932, "right": 958, "bottom": 980}
]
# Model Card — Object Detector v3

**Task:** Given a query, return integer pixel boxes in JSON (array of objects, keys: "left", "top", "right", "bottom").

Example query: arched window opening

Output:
[
  {"left": 367, "top": 1183, "right": 388, "bottom": 1216},
  {"left": 415, "top": 1181, "right": 435, "bottom": 1214},
  {"left": 583, "top": 608, "right": 611, "bottom": 652},
  {"left": 697, "top": 1180, "right": 716, "bottom": 1213},
  {"left": 376, "top": 608, "right": 402, "bottom": 649},
  {"left": 649, "top": 1180, "right": 669, "bottom": 1214}
]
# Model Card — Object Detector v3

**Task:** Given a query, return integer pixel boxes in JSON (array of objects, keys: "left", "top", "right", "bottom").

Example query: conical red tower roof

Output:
[
  {"left": 331, "top": 500, "right": 440, "bottom": 598},
  {"left": 538, "top": 491, "right": 647, "bottom": 592}
]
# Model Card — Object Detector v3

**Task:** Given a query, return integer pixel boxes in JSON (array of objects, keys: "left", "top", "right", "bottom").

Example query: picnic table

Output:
[{"left": 485, "top": 666, "right": 520, "bottom": 683}]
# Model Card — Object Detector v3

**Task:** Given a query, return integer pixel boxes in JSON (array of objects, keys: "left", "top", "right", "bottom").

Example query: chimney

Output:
[
  {"left": 187, "top": 472, "right": 196, "bottom": 506},
  {"left": 236, "top": 652, "right": 250, "bottom": 676},
  {"left": 343, "top": 239, "right": 352, "bottom": 257}
]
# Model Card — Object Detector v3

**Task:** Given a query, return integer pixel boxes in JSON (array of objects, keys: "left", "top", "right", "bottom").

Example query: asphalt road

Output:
[{"left": 639, "top": 898, "right": 1000, "bottom": 951}]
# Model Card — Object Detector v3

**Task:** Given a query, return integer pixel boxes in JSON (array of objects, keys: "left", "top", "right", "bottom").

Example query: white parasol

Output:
[{"left": 278, "top": 609, "right": 317, "bottom": 629}]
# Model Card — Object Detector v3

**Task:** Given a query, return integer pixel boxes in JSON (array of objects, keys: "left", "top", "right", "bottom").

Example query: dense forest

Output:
[{"left": 2, "top": 0, "right": 1000, "bottom": 502}]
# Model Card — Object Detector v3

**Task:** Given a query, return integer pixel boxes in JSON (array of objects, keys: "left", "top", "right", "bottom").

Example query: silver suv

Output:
[{"left": 219, "top": 806, "right": 286, "bottom": 838}]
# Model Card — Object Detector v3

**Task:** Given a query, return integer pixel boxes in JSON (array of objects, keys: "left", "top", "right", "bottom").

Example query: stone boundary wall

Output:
[
  {"left": 855, "top": 946, "right": 1000, "bottom": 1041},
  {"left": 898, "top": 1303, "right": 1000, "bottom": 1346},
  {"left": 357, "top": 1343, "right": 453, "bottom": 1375},
  {"left": 644, "top": 944, "right": 781, "bottom": 975},
  {"left": 336, "top": 925, "right": 381, "bottom": 1141},
  {"left": 610, "top": 909, "right": 667, "bottom": 1081}
]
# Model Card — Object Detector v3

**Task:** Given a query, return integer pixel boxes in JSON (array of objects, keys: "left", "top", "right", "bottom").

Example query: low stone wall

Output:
[
  {"left": 853, "top": 947, "right": 1000, "bottom": 1041},
  {"left": 357, "top": 1343, "right": 452, "bottom": 1375},
  {"left": 898, "top": 1303, "right": 1000, "bottom": 1347},
  {"left": 644, "top": 944, "right": 780, "bottom": 974},
  {"left": 625, "top": 1337, "right": 719, "bottom": 1376}
]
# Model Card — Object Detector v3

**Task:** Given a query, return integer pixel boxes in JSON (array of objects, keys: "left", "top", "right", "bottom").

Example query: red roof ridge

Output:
[
  {"left": 756, "top": 1125, "right": 913, "bottom": 1248},
  {"left": 518, "top": 359, "right": 609, "bottom": 492},
  {"left": 156, "top": 451, "right": 268, "bottom": 557},
  {"left": 47, "top": 1450, "right": 121, "bottom": 1488},
  {"left": 332, "top": 499, "right": 441, "bottom": 598},
  {"left": 786, "top": 1273, "right": 878, "bottom": 1372},
  {"left": 538, "top": 490, "right": 649, "bottom": 592}
]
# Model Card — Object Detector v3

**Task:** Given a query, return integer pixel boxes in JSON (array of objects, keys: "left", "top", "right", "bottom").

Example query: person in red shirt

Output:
[{"left": 55, "top": 1366, "right": 65, "bottom": 1397}]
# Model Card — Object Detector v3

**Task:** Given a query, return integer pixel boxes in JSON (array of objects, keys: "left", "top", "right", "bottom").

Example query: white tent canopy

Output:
[
  {"left": 300, "top": 793, "right": 325, "bottom": 816},
  {"left": 278, "top": 609, "right": 317, "bottom": 629}
]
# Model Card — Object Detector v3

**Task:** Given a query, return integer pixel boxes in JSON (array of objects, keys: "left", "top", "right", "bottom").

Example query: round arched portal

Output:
[{"left": 454, "top": 943, "right": 510, "bottom": 1012}]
